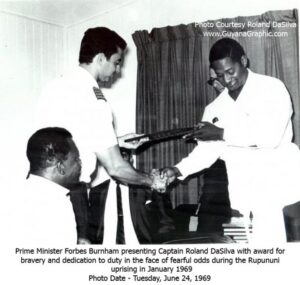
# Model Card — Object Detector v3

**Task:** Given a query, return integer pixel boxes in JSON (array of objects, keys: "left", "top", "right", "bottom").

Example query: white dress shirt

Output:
[
  {"left": 13, "top": 175, "right": 77, "bottom": 245},
  {"left": 176, "top": 70, "right": 300, "bottom": 242}
]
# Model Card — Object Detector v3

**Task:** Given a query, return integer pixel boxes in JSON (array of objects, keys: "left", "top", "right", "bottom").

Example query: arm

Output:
[
  {"left": 175, "top": 141, "right": 224, "bottom": 179},
  {"left": 191, "top": 79, "right": 292, "bottom": 148},
  {"left": 184, "top": 101, "right": 224, "bottom": 142},
  {"left": 161, "top": 104, "right": 225, "bottom": 181},
  {"left": 95, "top": 145, "right": 166, "bottom": 189},
  {"left": 161, "top": 142, "right": 224, "bottom": 183}
]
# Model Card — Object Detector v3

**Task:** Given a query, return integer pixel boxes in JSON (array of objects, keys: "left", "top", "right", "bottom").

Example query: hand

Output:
[
  {"left": 150, "top": 169, "right": 168, "bottom": 193},
  {"left": 184, "top": 122, "right": 224, "bottom": 141},
  {"left": 118, "top": 133, "right": 149, "bottom": 149},
  {"left": 161, "top": 167, "right": 181, "bottom": 185}
]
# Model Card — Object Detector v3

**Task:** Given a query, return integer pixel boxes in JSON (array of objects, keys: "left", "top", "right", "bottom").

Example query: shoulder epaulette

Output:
[{"left": 93, "top": 87, "right": 107, "bottom": 101}]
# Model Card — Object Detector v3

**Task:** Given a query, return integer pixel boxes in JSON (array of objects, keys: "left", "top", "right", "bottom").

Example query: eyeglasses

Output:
[
  {"left": 207, "top": 78, "right": 216, "bottom": 86},
  {"left": 207, "top": 77, "right": 224, "bottom": 87}
]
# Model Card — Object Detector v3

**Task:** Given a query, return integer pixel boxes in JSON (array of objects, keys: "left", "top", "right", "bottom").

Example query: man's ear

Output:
[
  {"left": 45, "top": 156, "right": 57, "bottom": 168},
  {"left": 240, "top": 55, "right": 248, "bottom": 68},
  {"left": 56, "top": 161, "right": 65, "bottom": 175},
  {"left": 95, "top": 53, "right": 107, "bottom": 66}
]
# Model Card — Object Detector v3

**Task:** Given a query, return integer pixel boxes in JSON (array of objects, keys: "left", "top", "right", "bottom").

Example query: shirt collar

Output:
[
  {"left": 76, "top": 66, "right": 99, "bottom": 88},
  {"left": 235, "top": 68, "right": 252, "bottom": 102},
  {"left": 27, "top": 174, "right": 70, "bottom": 196},
  {"left": 221, "top": 68, "right": 252, "bottom": 102}
]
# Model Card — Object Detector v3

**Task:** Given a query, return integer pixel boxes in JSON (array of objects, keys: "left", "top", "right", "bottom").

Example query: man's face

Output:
[
  {"left": 211, "top": 56, "right": 248, "bottom": 93},
  {"left": 97, "top": 47, "right": 123, "bottom": 82},
  {"left": 61, "top": 138, "right": 82, "bottom": 186}
]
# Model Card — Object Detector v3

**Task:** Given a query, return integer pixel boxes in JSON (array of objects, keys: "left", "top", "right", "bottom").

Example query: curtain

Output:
[{"left": 132, "top": 9, "right": 299, "bottom": 207}]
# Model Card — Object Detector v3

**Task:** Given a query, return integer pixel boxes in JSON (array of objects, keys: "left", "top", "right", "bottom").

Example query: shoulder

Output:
[
  {"left": 205, "top": 92, "right": 229, "bottom": 110},
  {"left": 42, "top": 75, "right": 74, "bottom": 98},
  {"left": 42, "top": 71, "right": 95, "bottom": 104},
  {"left": 43, "top": 68, "right": 87, "bottom": 90},
  {"left": 248, "top": 70, "right": 291, "bottom": 106},
  {"left": 249, "top": 70, "right": 286, "bottom": 89},
  {"left": 202, "top": 92, "right": 229, "bottom": 121}
]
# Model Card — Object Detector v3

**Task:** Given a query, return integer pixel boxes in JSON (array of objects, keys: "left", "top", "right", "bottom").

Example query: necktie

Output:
[{"left": 116, "top": 183, "right": 125, "bottom": 244}]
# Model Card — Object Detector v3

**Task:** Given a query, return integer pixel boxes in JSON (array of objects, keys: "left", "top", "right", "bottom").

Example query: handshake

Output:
[{"left": 150, "top": 167, "right": 182, "bottom": 193}]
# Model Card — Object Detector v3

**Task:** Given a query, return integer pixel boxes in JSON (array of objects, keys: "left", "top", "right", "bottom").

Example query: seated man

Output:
[{"left": 14, "top": 127, "right": 81, "bottom": 245}]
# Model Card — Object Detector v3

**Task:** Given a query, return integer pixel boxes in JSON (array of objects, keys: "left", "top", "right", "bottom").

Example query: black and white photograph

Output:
[{"left": 1, "top": 0, "right": 300, "bottom": 284}]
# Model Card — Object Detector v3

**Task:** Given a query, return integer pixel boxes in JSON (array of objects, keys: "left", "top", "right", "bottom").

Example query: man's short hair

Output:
[
  {"left": 209, "top": 38, "right": 245, "bottom": 64},
  {"left": 79, "top": 27, "right": 127, "bottom": 64},
  {"left": 27, "top": 127, "right": 73, "bottom": 173}
]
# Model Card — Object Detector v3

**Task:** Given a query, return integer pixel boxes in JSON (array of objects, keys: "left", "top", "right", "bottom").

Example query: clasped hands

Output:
[{"left": 150, "top": 167, "right": 181, "bottom": 193}]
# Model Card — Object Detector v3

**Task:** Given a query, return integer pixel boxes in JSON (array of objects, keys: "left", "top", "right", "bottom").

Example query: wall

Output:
[{"left": 0, "top": 11, "right": 65, "bottom": 186}]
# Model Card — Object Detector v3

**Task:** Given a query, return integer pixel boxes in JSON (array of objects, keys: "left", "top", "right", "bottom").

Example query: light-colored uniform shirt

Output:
[
  {"left": 176, "top": 70, "right": 300, "bottom": 242},
  {"left": 36, "top": 67, "right": 118, "bottom": 183},
  {"left": 14, "top": 175, "right": 76, "bottom": 245},
  {"left": 35, "top": 67, "right": 138, "bottom": 245}
]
